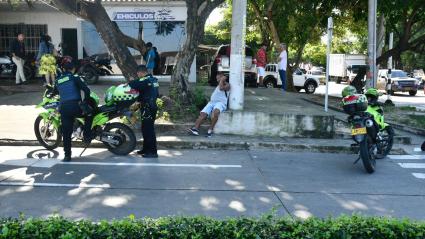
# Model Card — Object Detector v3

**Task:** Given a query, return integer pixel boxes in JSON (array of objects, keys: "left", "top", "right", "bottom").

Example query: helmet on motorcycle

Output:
[
  {"left": 365, "top": 88, "right": 379, "bottom": 105},
  {"left": 342, "top": 85, "right": 357, "bottom": 97}
]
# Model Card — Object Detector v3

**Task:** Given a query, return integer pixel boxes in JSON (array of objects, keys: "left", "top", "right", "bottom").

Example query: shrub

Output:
[{"left": 1, "top": 215, "right": 425, "bottom": 239}]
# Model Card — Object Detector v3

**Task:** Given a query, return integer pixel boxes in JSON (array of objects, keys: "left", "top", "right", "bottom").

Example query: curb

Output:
[
  {"left": 302, "top": 98, "right": 425, "bottom": 137},
  {"left": 0, "top": 138, "right": 407, "bottom": 155}
]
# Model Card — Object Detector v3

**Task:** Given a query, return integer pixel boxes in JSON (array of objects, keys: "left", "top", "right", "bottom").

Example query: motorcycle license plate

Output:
[{"left": 351, "top": 127, "right": 367, "bottom": 135}]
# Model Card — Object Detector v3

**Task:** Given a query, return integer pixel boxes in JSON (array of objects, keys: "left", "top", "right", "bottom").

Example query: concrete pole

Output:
[
  {"left": 228, "top": 0, "right": 247, "bottom": 110},
  {"left": 388, "top": 32, "right": 393, "bottom": 69},
  {"left": 325, "top": 17, "right": 333, "bottom": 112},
  {"left": 367, "top": 0, "right": 377, "bottom": 88}
]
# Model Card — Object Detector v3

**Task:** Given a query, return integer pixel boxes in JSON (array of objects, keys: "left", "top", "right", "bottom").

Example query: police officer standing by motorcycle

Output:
[
  {"left": 54, "top": 59, "right": 92, "bottom": 162},
  {"left": 128, "top": 65, "right": 159, "bottom": 158}
]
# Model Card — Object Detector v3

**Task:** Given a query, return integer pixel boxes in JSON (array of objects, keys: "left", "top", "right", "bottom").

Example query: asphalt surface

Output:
[{"left": 1, "top": 146, "right": 425, "bottom": 220}]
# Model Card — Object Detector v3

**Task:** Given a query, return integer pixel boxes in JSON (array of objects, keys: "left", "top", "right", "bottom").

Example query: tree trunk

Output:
[
  {"left": 170, "top": 0, "right": 224, "bottom": 104},
  {"left": 51, "top": 0, "right": 144, "bottom": 80},
  {"left": 83, "top": 4, "right": 139, "bottom": 80}
]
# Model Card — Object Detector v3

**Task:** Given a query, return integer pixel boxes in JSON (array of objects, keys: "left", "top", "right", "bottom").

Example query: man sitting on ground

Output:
[{"left": 188, "top": 73, "right": 230, "bottom": 137}]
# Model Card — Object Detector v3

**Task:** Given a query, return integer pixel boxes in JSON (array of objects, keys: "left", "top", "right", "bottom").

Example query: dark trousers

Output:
[
  {"left": 60, "top": 101, "right": 93, "bottom": 157},
  {"left": 278, "top": 70, "right": 286, "bottom": 91},
  {"left": 141, "top": 107, "right": 157, "bottom": 155}
]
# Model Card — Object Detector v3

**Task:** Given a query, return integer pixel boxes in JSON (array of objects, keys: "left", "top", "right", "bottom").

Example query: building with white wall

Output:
[{"left": 0, "top": 0, "right": 196, "bottom": 82}]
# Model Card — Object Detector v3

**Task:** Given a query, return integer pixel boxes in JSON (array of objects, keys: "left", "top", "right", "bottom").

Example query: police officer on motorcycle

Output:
[
  {"left": 128, "top": 65, "right": 159, "bottom": 158},
  {"left": 54, "top": 59, "right": 93, "bottom": 162}
]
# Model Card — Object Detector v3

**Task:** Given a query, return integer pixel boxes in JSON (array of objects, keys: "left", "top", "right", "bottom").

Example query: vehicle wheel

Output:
[
  {"left": 80, "top": 66, "right": 99, "bottom": 85},
  {"left": 359, "top": 135, "right": 376, "bottom": 174},
  {"left": 263, "top": 78, "right": 276, "bottom": 88},
  {"left": 34, "top": 115, "right": 61, "bottom": 150},
  {"left": 421, "top": 141, "right": 425, "bottom": 151},
  {"left": 409, "top": 90, "right": 417, "bottom": 96},
  {"left": 336, "top": 78, "right": 342, "bottom": 84},
  {"left": 24, "top": 65, "right": 35, "bottom": 80},
  {"left": 304, "top": 82, "right": 317, "bottom": 94},
  {"left": 294, "top": 86, "right": 302, "bottom": 92},
  {"left": 378, "top": 126, "right": 394, "bottom": 157},
  {"left": 103, "top": 123, "right": 136, "bottom": 155}
]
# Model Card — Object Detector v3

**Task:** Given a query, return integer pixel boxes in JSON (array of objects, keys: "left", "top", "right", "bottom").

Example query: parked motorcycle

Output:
[
  {"left": 77, "top": 54, "right": 113, "bottom": 84},
  {"left": 0, "top": 55, "right": 36, "bottom": 81},
  {"left": 341, "top": 86, "right": 394, "bottom": 174},
  {"left": 34, "top": 83, "right": 139, "bottom": 155}
]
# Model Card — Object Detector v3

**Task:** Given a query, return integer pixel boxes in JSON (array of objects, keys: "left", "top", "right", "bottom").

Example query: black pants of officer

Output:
[
  {"left": 141, "top": 107, "right": 157, "bottom": 155},
  {"left": 60, "top": 101, "right": 93, "bottom": 157}
]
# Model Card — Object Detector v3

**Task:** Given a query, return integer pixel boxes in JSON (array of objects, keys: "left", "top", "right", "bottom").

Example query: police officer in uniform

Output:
[
  {"left": 129, "top": 65, "right": 159, "bottom": 158},
  {"left": 54, "top": 60, "right": 92, "bottom": 162}
]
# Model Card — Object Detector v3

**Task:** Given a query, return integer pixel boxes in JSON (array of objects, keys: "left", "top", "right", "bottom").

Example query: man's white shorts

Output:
[
  {"left": 257, "top": 67, "right": 266, "bottom": 77},
  {"left": 201, "top": 102, "right": 227, "bottom": 117}
]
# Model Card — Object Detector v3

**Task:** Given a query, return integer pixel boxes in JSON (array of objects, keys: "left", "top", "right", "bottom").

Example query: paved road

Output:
[
  {"left": 315, "top": 82, "right": 425, "bottom": 109},
  {"left": 1, "top": 146, "right": 425, "bottom": 220}
]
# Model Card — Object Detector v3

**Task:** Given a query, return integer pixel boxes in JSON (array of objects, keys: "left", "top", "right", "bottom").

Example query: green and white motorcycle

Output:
[
  {"left": 34, "top": 84, "right": 139, "bottom": 155},
  {"left": 341, "top": 86, "right": 394, "bottom": 174}
]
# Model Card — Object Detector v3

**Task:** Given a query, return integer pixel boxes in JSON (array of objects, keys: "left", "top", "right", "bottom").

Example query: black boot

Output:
[{"left": 63, "top": 155, "right": 71, "bottom": 162}]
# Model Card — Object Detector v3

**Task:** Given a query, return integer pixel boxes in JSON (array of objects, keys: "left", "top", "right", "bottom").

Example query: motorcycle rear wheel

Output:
[
  {"left": 359, "top": 135, "right": 376, "bottom": 174},
  {"left": 102, "top": 123, "right": 136, "bottom": 155},
  {"left": 34, "top": 115, "right": 62, "bottom": 150}
]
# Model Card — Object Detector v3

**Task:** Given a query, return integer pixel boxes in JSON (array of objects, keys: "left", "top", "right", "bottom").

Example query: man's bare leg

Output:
[
  {"left": 209, "top": 109, "right": 221, "bottom": 132},
  {"left": 194, "top": 112, "right": 208, "bottom": 129}
]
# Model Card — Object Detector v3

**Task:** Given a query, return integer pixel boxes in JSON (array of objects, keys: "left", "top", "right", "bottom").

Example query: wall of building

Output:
[{"left": 0, "top": 11, "right": 78, "bottom": 49}]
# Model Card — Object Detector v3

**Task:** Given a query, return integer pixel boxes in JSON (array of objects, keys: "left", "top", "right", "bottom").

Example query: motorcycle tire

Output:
[
  {"left": 359, "top": 135, "right": 376, "bottom": 174},
  {"left": 80, "top": 66, "right": 99, "bottom": 85},
  {"left": 380, "top": 126, "right": 394, "bottom": 156},
  {"left": 102, "top": 122, "right": 136, "bottom": 155},
  {"left": 34, "top": 115, "right": 62, "bottom": 150}
]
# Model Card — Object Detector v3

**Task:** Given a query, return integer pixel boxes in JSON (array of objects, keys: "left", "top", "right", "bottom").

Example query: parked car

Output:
[
  {"left": 208, "top": 44, "right": 257, "bottom": 87},
  {"left": 377, "top": 69, "right": 420, "bottom": 96},
  {"left": 262, "top": 64, "right": 323, "bottom": 94},
  {"left": 0, "top": 55, "right": 36, "bottom": 81}
]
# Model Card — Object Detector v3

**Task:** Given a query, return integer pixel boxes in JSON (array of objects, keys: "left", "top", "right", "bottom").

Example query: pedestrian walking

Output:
[
  {"left": 37, "top": 35, "right": 57, "bottom": 86},
  {"left": 128, "top": 65, "right": 159, "bottom": 158},
  {"left": 256, "top": 42, "right": 267, "bottom": 87},
  {"left": 10, "top": 33, "right": 26, "bottom": 85},
  {"left": 144, "top": 42, "right": 156, "bottom": 75},
  {"left": 278, "top": 43, "right": 287, "bottom": 92}
]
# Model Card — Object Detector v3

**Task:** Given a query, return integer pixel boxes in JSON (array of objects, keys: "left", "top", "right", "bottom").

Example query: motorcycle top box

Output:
[
  {"left": 105, "top": 84, "right": 139, "bottom": 108},
  {"left": 342, "top": 94, "right": 368, "bottom": 115}
]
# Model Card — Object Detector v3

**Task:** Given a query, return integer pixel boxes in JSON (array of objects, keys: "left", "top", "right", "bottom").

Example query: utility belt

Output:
[{"left": 140, "top": 99, "right": 157, "bottom": 120}]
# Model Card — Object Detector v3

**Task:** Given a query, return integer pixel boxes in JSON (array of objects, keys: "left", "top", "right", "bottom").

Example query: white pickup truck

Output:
[{"left": 263, "top": 64, "right": 324, "bottom": 94}]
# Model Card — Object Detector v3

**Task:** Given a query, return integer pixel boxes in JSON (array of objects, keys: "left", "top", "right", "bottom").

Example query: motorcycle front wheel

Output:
[
  {"left": 102, "top": 123, "right": 136, "bottom": 155},
  {"left": 359, "top": 135, "right": 376, "bottom": 174},
  {"left": 34, "top": 115, "right": 62, "bottom": 150}
]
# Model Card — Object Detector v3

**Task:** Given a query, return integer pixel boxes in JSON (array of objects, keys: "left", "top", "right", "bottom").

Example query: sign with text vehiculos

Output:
[{"left": 112, "top": 8, "right": 181, "bottom": 21}]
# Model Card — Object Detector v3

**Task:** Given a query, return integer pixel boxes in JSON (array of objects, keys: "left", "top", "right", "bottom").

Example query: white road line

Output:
[
  {"left": 389, "top": 155, "right": 425, "bottom": 160},
  {"left": 414, "top": 148, "right": 422, "bottom": 152},
  {"left": 0, "top": 182, "right": 110, "bottom": 188},
  {"left": 398, "top": 163, "right": 425, "bottom": 169},
  {"left": 412, "top": 173, "right": 425, "bottom": 179},
  {"left": 58, "top": 162, "right": 243, "bottom": 168}
]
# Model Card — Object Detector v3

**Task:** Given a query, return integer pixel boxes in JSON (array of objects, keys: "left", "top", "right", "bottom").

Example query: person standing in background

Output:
[
  {"left": 37, "top": 35, "right": 57, "bottom": 86},
  {"left": 256, "top": 43, "right": 267, "bottom": 87},
  {"left": 278, "top": 43, "right": 287, "bottom": 92},
  {"left": 144, "top": 42, "right": 156, "bottom": 75},
  {"left": 10, "top": 33, "right": 26, "bottom": 85}
]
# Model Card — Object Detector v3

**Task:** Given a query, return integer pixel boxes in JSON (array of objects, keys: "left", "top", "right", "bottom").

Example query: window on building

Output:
[{"left": 0, "top": 24, "right": 47, "bottom": 57}]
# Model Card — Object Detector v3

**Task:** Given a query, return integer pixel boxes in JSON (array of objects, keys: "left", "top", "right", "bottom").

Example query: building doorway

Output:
[{"left": 61, "top": 28, "right": 78, "bottom": 60}]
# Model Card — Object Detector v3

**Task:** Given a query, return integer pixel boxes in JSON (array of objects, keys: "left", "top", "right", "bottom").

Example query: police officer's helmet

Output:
[{"left": 365, "top": 88, "right": 379, "bottom": 105}]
